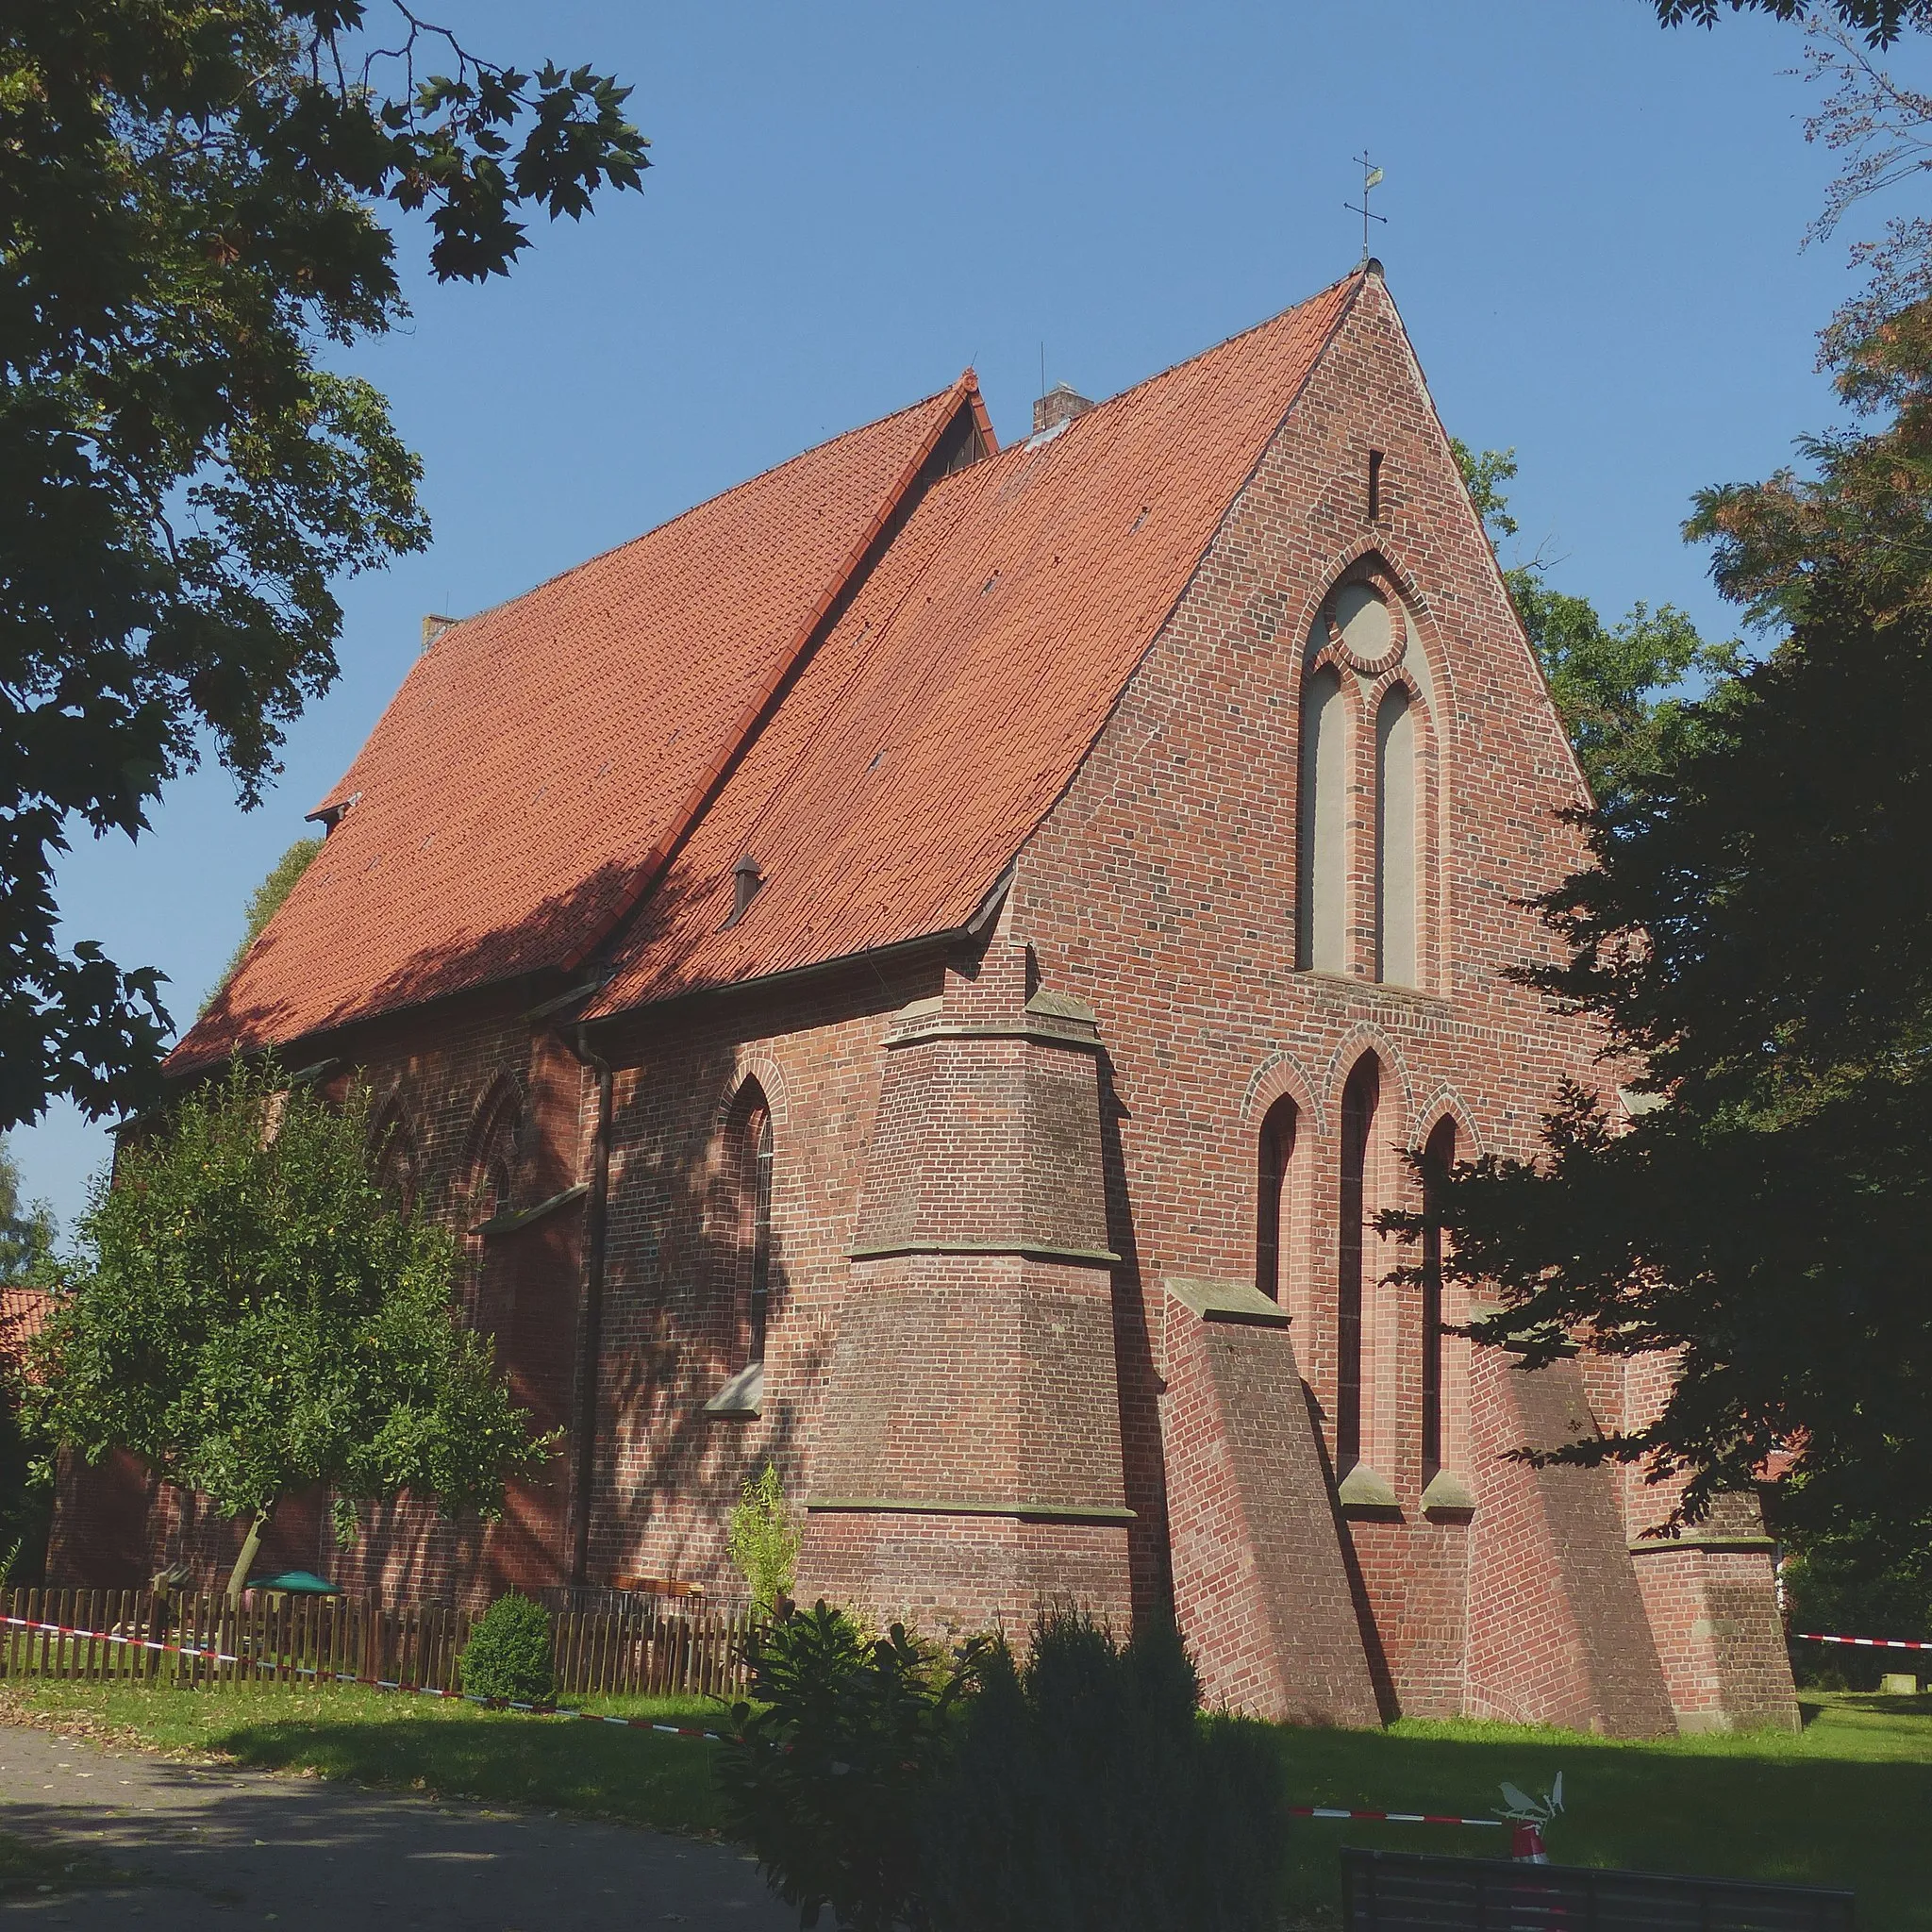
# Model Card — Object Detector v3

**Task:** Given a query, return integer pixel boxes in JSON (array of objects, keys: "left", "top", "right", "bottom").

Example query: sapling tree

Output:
[
  {"left": 23, "top": 1058, "right": 553, "bottom": 1603},
  {"left": 726, "top": 1462, "right": 799, "bottom": 1617}
]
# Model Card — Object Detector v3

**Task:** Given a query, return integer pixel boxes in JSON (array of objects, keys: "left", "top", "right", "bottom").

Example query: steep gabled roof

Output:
[
  {"left": 175, "top": 270, "right": 1362, "bottom": 1067},
  {"left": 586, "top": 273, "right": 1359, "bottom": 1012},
  {"left": 175, "top": 376, "right": 988, "bottom": 1070}
]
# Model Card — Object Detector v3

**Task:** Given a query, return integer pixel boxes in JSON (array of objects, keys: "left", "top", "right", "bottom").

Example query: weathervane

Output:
[{"left": 1344, "top": 151, "right": 1386, "bottom": 264}]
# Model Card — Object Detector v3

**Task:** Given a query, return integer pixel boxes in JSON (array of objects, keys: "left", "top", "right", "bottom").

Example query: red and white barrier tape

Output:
[
  {"left": 1290, "top": 1806, "right": 1501, "bottom": 1828},
  {"left": 1799, "top": 1631, "right": 1932, "bottom": 1653},
  {"left": 0, "top": 1613, "right": 724, "bottom": 1740}
]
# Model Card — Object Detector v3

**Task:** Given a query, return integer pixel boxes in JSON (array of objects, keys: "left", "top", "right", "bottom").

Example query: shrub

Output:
[
  {"left": 460, "top": 1591, "right": 555, "bottom": 1704},
  {"left": 926, "top": 1609, "right": 1284, "bottom": 1932},
  {"left": 720, "top": 1602, "right": 1284, "bottom": 1932},
  {"left": 727, "top": 1462, "right": 800, "bottom": 1616},
  {"left": 718, "top": 1601, "right": 982, "bottom": 1932}
]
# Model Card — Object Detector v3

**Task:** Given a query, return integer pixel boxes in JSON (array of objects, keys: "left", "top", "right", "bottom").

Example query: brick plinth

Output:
[
  {"left": 1160, "top": 1301, "right": 1381, "bottom": 1724},
  {"left": 798, "top": 1508, "right": 1133, "bottom": 1641}
]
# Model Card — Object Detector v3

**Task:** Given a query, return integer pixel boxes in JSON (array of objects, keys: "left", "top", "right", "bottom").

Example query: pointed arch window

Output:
[
  {"left": 1375, "top": 685, "right": 1418, "bottom": 987},
  {"left": 1420, "top": 1116, "right": 1457, "bottom": 1480},
  {"left": 1337, "top": 1057, "right": 1379, "bottom": 1475},
  {"left": 1256, "top": 1097, "right": 1297, "bottom": 1305},
  {"left": 1297, "top": 666, "right": 1347, "bottom": 973},
  {"left": 371, "top": 1100, "right": 420, "bottom": 1215},
  {"left": 721, "top": 1082, "right": 776, "bottom": 1370},
  {"left": 746, "top": 1098, "right": 774, "bottom": 1365}
]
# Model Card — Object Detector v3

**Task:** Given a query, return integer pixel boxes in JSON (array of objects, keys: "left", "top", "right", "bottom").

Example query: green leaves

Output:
[
  {"left": 1451, "top": 439, "right": 1743, "bottom": 812},
  {"left": 22, "top": 1057, "right": 554, "bottom": 1528},
  {"left": 1389, "top": 585, "right": 1932, "bottom": 1539},
  {"left": 0, "top": 3, "right": 646, "bottom": 1128}
]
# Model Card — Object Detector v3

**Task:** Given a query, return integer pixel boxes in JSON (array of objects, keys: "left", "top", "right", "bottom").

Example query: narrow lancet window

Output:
[
  {"left": 1256, "top": 1098, "right": 1297, "bottom": 1305},
  {"left": 1298, "top": 667, "right": 1347, "bottom": 974},
  {"left": 1421, "top": 1116, "right": 1457, "bottom": 1480},
  {"left": 1337, "top": 1058, "right": 1379, "bottom": 1474},
  {"left": 748, "top": 1102, "right": 774, "bottom": 1363},
  {"left": 1375, "top": 684, "right": 1417, "bottom": 987}
]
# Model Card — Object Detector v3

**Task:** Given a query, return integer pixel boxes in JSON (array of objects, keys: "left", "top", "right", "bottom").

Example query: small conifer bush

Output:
[{"left": 460, "top": 1591, "right": 556, "bottom": 1704}]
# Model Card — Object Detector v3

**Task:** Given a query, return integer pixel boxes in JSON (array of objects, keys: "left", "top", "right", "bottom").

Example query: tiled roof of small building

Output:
[
  {"left": 0, "top": 1287, "right": 53, "bottom": 1369},
  {"left": 175, "top": 271, "right": 1360, "bottom": 1066}
]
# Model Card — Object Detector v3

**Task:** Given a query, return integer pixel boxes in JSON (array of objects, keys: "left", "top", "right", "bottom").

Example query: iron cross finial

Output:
[{"left": 1344, "top": 152, "right": 1387, "bottom": 265}]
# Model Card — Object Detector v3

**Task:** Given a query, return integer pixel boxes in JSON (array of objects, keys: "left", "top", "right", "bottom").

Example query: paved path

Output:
[{"left": 0, "top": 1721, "right": 793, "bottom": 1928}]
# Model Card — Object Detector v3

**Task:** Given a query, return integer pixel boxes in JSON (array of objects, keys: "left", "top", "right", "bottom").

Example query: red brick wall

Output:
[
  {"left": 48, "top": 272, "right": 1792, "bottom": 1736},
  {"left": 1003, "top": 273, "right": 1676, "bottom": 1727}
]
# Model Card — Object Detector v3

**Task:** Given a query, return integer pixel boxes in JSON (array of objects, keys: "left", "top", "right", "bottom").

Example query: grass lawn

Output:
[
  {"left": 0, "top": 1679, "right": 732, "bottom": 1837},
  {"left": 2, "top": 1682, "right": 1927, "bottom": 1927},
  {"left": 1274, "top": 1693, "right": 1932, "bottom": 1928}
]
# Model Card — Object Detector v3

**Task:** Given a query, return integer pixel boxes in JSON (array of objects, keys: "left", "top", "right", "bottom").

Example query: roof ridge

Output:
[
  {"left": 556, "top": 370, "right": 989, "bottom": 972},
  {"left": 998, "top": 268, "right": 1366, "bottom": 457},
  {"left": 343, "top": 373, "right": 966, "bottom": 691}
]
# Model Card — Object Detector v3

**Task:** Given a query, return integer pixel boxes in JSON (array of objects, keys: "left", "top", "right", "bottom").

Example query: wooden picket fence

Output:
[{"left": 0, "top": 1586, "right": 752, "bottom": 1700}]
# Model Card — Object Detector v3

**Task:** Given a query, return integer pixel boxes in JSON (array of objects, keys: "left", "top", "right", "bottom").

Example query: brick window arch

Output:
[
  {"left": 1297, "top": 665, "right": 1348, "bottom": 973},
  {"left": 465, "top": 1074, "right": 523, "bottom": 1224},
  {"left": 1374, "top": 683, "right": 1418, "bottom": 987},
  {"left": 1420, "top": 1115, "right": 1457, "bottom": 1480},
  {"left": 1337, "top": 1055, "right": 1380, "bottom": 1476},
  {"left": 463, "top": 1074, "right": 524, "bottom": 1327},
  {"left": 1256, "top": 1096, "right": 1297, "bottom": 1306},
  {"left": 724, "top": 1082, "right": 775, "bottom": 1368},
  {"left": 370, "top": 1095, "right": 420, "bottom": 1215}
]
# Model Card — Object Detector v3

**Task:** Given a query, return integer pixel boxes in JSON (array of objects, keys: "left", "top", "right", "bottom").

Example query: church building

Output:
[{"left": 56, "top": 263, "right": 1798, "bottom": 1734}]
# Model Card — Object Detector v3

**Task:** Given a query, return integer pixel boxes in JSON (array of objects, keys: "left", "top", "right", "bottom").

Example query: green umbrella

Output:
[{"left": 245, "top": 1570, "right": 341, "bottom": 1595}]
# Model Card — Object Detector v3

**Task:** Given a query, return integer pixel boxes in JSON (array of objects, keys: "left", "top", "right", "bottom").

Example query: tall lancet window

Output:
[
  {"left": 741, "top": 1093, "right": 774, "bottom": 1365},
  {"left": 1297, "top": 666, "right": 1347, "bottom": 973},
  {"left": 1420, "top": 1116, "right": 1456, "bottom": 1480},
  {"left": 1337, "top": 1056, "right": 1379, "bottom": 1475},
  {"left": 1256, "top": 1098, "right": 1297, "bottom": 1305},
  {"left": 1375, "top": 684, "right": 1418, "bottom": 986}
]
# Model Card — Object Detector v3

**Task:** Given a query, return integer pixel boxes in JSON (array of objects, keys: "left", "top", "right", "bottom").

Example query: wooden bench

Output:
[
  {"left": 1341, "top": 1847, "right": 1854, "bottom": 1931},
  {"left": 612, "top": 1576, "right": 708, "bottom": 1599}
]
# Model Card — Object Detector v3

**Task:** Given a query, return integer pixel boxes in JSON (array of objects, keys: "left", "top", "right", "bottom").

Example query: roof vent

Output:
[
  {"left": 723, "top": 854, "right": 764, "bottom": 929},
  {"left": 1032, "top": 382, "right": 1095, "bottom": 438}
]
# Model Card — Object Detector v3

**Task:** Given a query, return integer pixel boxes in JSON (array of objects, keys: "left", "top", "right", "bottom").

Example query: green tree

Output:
[
  {"left": 0, "top": 3, "right": 646, "bottom": 1132},
  {"left": 1655, "top": 1, "right": 1932, "bottom": 45},
  {"left": 24, "top": 1057, "right": 554, "bottom": 1602},
  {"left": 0, "top": 1139, "right": 55, "bottom": 1284},
  {"left": 0, "top": 1137, "right": 56, "bottom": 1583},
  {"left": 1388, "top": 579, "right": 1932, "bottom": 1553},
  {"left": 205, "top": 836, "right": 322, "bottom": 1008},
  {"left": 1452, "top": 441, "right": 1742, "bottom": 808}
]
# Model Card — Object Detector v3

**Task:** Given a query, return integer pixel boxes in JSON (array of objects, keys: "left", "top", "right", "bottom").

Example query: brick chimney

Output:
[{"left": 1032, "top": 382, "right": 1096, "bottom": 437}]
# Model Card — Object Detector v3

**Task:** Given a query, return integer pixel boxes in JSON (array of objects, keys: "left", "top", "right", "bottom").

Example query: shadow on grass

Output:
[
  {"left": 203, "top": 1711, "right": 728, "bottom": 1839},
  {"left": 1271, "top": 1712, "right": 1932, "bottom": 1932}
]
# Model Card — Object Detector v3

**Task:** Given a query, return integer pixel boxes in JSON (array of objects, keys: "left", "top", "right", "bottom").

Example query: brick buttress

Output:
[{"left": 797, "top": 936, "right": 1134, "bottom": 1637}]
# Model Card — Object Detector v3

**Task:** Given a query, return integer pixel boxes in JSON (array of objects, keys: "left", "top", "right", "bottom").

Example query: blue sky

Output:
[{"left": 10, "top": 1, "right": 1911, "bottom": 1223}]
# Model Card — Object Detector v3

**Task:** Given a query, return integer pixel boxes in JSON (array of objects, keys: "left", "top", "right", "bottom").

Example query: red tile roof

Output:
[
  {"left": 175, "top": 273, "right": 1361, "bottom": 1065},
  {"left": 588, "top": 275, "right": 1358, "bottom": 1011},
  {"left": 176, "top": 379, "right": 985, "bottom": 1069},
  {"left": 0, "top": 1287, "right": 53, "bottom": 1369}
]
